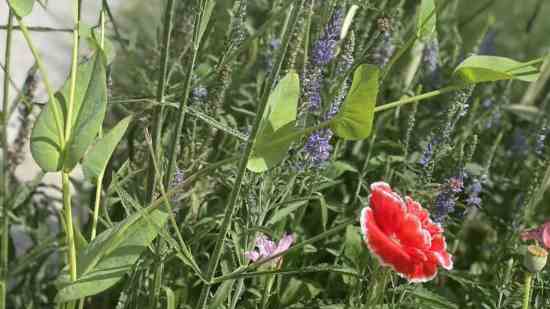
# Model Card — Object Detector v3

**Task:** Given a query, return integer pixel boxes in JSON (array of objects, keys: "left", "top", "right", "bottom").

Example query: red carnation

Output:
[{"left": 360, "top": 182, "right": 453, "bottom": 283}]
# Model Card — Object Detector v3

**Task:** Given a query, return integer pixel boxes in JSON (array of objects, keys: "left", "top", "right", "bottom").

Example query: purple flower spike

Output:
[{"left": 245, "top": 233, "right": 294, "bottom": 266}]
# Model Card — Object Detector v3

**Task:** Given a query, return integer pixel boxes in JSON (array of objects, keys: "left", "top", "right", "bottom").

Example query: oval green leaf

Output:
[
  {"left": 82, "top": 116, "right": 132, "bottom": 181},
  {"left": 56, "top": 204, "right": 169, "bottom": 302},
  {"left": 247, "top": 71, "right": 300, "bottom": 173},
  {"left": 330, "top": 64, "right": 379, "bottom": 140},
  {"left": 7, "top": 0, "right": 35, "bottom": 17},
  {"left": 30, "top": 51, "right": 108, "bottom": 172},
  {"left": 453, "top": 55, "right": 540, "bottom": 84},
  {"left": 417, "top": 0, "right": 436, "bottom": 40}
]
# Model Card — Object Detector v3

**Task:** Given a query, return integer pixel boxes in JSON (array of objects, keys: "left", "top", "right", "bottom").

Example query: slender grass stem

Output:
[
  {"left": 90, "top": 0, "right": 108, "bottom": 242},
  {"left": 195, "top": 3, "right": 304, "bottom": 308},
  {"left": 15, "top": 17, "right": 65, "bottom": 146},
  {"left": 146, "top": 0, "right": 177, "bottom": 202},
  {"left": 0, "top": 10, "right": 14, "bottom": 309},
  {"left": 166, "top": 0, "right": 203, "bottom": 185},
  {"left": 522, "top": 272, "right": 533, "bottom": 309},
  {"left": 0, "top": 25, "right": 72, "bottom": 32}
]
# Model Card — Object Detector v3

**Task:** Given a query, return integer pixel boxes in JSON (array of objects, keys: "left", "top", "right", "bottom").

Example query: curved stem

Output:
[
  {"left": 0, "top": 10, "right": 14, "bottom": 309},
  {"left": 15, "top": 17, "right": 65, "bottom": 146},
  {"left": 523, "top": 272, "right": 533, "bottom": 309}
]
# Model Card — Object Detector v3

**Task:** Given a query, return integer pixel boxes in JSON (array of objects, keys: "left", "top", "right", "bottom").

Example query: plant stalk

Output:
[
  {"left": 522, "top": 272, "right": 533, "bottom": 309},
  {"left": 64, "top": 0, "right": 81, "bottom": 142},
  {"left": 0, "top": 10, "right": 14, "bottom": 309},
  {"left": 374, "top": 85, "right": 464, "bottom": 113},
  {"left": 62, "top": 172, "right": 78, "bottom": 282}
]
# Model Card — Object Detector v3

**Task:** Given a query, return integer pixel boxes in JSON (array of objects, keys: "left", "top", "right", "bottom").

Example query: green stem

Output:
[
  {"left": 0, "top": 10, "right": 14, "bottom": 309},
  {"left": 260, "top": 274, "right": 275, "bottom": 309},
  {"left": 90, "top": 0, "right": 108, "bottom": 243},
  {"left": 15, "top": 17, "right": 65, "bottom": 146},
  {"left": 166, "top": 0, "right": 201, "bottom": 185},
  {"left": 195, "top": 3, "right": 304, "bottom": 308},
  {"left": 64, "top": 0, "right": 81, "bottom": 142},
  {"left": 374, "top": 85, "right": 464, "bottom": 113},
  {"left": 62, "top": 173, "right": 78, "bottom": 283},
  {"left": 523, "top": 272, "right": 533, "bottom": 309},
  {"left": 146, "top": 0, "right": 177, "bottom": 201}
]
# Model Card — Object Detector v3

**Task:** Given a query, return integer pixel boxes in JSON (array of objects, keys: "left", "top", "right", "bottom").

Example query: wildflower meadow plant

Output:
[{"left": 2, "top": 0, "right": 550, "bottom": 308}]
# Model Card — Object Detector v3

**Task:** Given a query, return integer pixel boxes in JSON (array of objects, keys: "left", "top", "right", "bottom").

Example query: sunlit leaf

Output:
[
  {"left": 56, "top": 204, "right": 169, "bottom": 302},
  {"left": 453, "top": 55, "right": 540, "bottom": 84},
  {"left": 7, "top": 0, "right": 35, "bottom": 17},
  {"left": 82, "top": 116, "right": 132, "bottom": 181},
  {"left": 417, "top": 0, "right": 436, "bottom": 40},
  {"left": 330, "top": 64, "right": 379, "bottom": 140},
  {"left": 247, "top": 71, "right": 300, "bottom": 172}
]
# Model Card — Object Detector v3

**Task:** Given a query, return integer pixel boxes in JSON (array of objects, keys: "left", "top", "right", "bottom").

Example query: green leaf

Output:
[
  {"left": 198, "top": 0, "right": 216, "bottom": 45},
  {"left": 55, "top": 204, "right": 169, "bottom": 302},
  {"left": 267, "top": 201, "right": 308, "bottom": 226},
  {"left": 416, "top": 0, "right": 436, "bottom": 40},
  {"left": 330, "top": 64, "right": 379, "bottom": 140},
  {"left": 164, "top": 287, "right": 176, "bottom": 309},
  {"left": 30, "top": 52, "right": 108, "bottom": 172},
  {"left": 7, "top": 0, "right": 35, "bottom": 17},
  {"left": 247, "top": 72, "right": 300, "bottom": 172},
  {"left": 453, "top": 55, "right": 540, "bottom": 84},
  {"left": 82, "top": 116, "right": 132, "bottom": 182},
  {"left": 208, "top": 280, "right": 234, "bottom": 309},
  {"left": 408, "top": 287, "right": 459, "bottom": 309}
]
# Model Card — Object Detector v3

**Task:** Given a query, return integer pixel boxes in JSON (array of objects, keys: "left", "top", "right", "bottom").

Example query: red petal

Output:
[
  {"left": 430, "top": 234, "right": 447, "bottom": 251},
  {"left": 408, "top": 260, "right": 438, "bottom": 283},
  {"left": 433, "top": 251, "right": 453, "bottom": 270},
  {"left": 406, "top": 197, "right": 429, "bottom": 223},
  {"left": 397, "top": 214, "right": 431, "bottom": 250},
  {"left": 361, "top": 208, "right": 413, "bottom": 275},
  {"left": 369, "top": 182, "right": 406, "bottom": 235}
]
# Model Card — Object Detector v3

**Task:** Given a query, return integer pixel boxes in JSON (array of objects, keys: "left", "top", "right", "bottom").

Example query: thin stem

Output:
[
  {"left": 90, "top": 0, "right": 108, "bottom": 242},
  {"left": 64, "top": 0, "right": 81, "bottom": 143},
  {"left": 0, "top": 25, "right": 72, "bottom": 32},
  {"left": 374, "top": 85, "right": 464, "bottom": 113},
  {"left": 195, "top": 3, "right": 304, "bottom": 308},
  {"left": 15, "top": 17, "right": 65, "bottom": 146},
  {"left": 523, "top": 272, "right": 533, "bottom": 309},
  {"left": 166, "top": 0, "right": 202, "bottom": 185},
  {"left": 146, "top": 0, "right": 177, "bottom": 201},
  {"left": 0, "top": 10, "right": 14, "bottom": 309},
  {"left": 62, "top": 172, "right": 78, "bottom": 282}
]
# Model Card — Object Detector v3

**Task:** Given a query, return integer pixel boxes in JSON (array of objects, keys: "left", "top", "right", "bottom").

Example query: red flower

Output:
[
  {"left": 521, "top": 221, "right": 550, "bottom": 249},
  {"left": 360, "top": 182, "right": 453, "bottom": 283}
]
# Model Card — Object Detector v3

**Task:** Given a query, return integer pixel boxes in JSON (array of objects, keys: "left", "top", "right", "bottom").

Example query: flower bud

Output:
[{"left": 523, "top": 245, "right": 548, "bottom": 273}]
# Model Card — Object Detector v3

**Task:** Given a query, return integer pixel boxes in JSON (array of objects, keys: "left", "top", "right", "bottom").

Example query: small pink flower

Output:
[
  {"left": 245, "top": 233, "right": 294, "bottom": 266},
  {"left": 521, "top": 221, "right": 550, "bottom": 249}
]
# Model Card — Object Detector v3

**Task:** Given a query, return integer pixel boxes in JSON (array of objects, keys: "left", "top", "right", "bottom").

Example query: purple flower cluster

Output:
[
  {"left": 422, "top": 38, "right": 441, "bottom": 88},
  {"left": 466, "top": 179, "right": 482, "bottom": 207},
  {"left": 371, "top": 31, "right": 395, "bottom": 68},
  {"left": 311, "top": 9, "right": 344, "bottom": 66},
  {"left": 191, "top": 85, "right": 208, "bottom": 103},
  {"left": 304, "top": 129, "right": 333, "bottom": 167},
  {"left": 535, "top": 125, "right": 547, "bottom": 157},
  {"left": 419, "top": 138, "right": 439, "bottom": 167},
  {"left": 303, "top": 8, "right": 344, "bottom": 112},
  {"left": 434, "top": 175, "right": 464, "bottom": 223}
]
